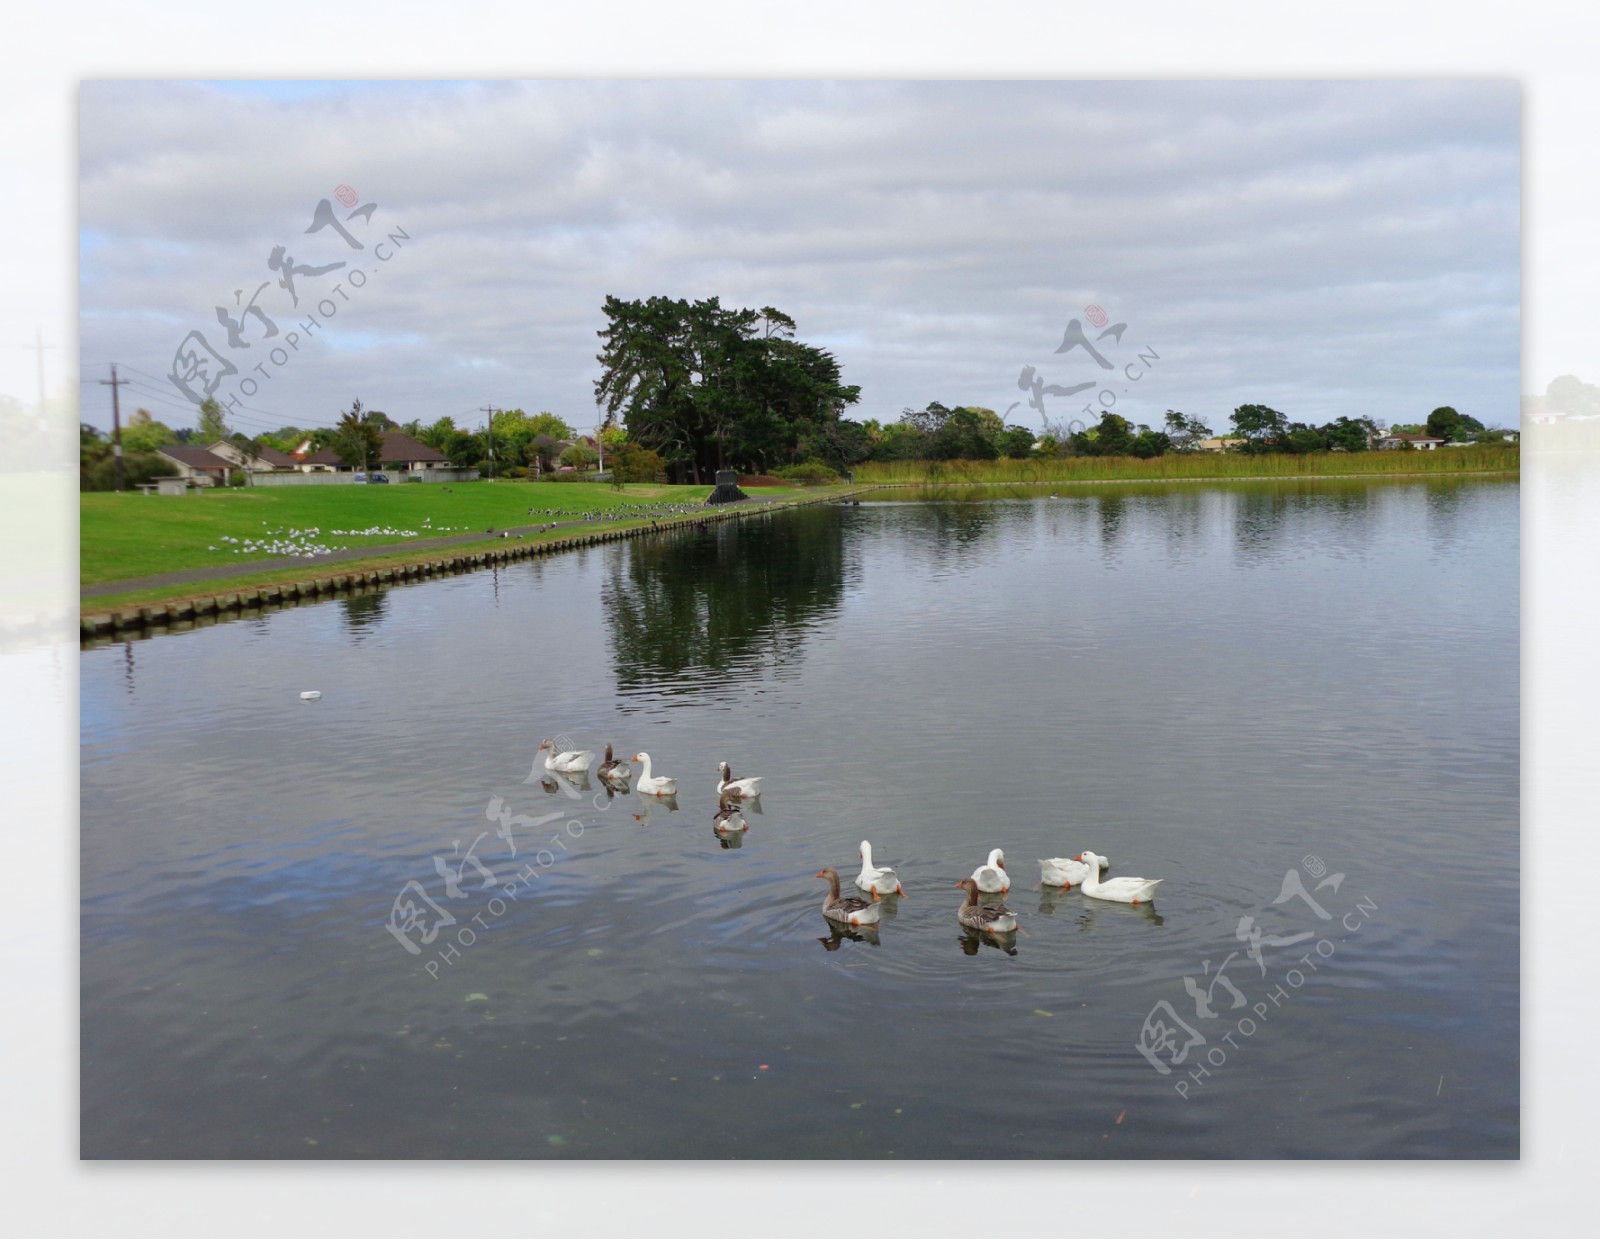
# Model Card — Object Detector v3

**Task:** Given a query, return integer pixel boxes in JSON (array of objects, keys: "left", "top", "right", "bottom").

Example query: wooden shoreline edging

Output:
[{"left": 80, "top": 488, "right": 874, "bottom": 644}]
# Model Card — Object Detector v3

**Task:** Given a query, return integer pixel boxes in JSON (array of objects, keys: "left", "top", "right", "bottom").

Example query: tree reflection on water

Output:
[{"left": 603, "top": 508, "right": 853, "bottom": 702}]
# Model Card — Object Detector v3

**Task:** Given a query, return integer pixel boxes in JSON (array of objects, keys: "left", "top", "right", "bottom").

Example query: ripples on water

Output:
[{"left": 80, "top": 479, "right": 1518, "bottom": 1158}]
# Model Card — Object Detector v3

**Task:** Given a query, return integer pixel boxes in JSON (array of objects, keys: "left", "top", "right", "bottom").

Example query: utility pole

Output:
[
  {"left": 479, "top": 404, "right": 498, "bottom": 482},
  {"left": 98, "top": 364, "right": 130, "bottom": 492},
  {"left": 24, "top": 326, "right": 54, "bottom": 414}
]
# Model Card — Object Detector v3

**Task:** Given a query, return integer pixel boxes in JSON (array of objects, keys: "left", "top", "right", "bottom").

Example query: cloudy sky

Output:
[{"left": 78, "top": 79, "right": 1519, "bottom": 440}]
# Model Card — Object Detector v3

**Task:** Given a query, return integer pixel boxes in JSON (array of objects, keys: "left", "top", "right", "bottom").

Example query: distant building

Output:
[
  {"left": 154, "top": 444, "right": 233, "bottom": 486},
  {"left": 296, "top": 430, "right": 453, "bottom": 473},
  {"left": 1376, "top": 433, "right": 1445, "bottom": 451},
  {"left": 206, "top": 439, "right": 297, "bottom": 474}
]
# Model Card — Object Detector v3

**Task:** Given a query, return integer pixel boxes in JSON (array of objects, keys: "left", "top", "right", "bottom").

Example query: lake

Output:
[{"left": 80, "top": 477, "right": 1519, "bottom": 1158}]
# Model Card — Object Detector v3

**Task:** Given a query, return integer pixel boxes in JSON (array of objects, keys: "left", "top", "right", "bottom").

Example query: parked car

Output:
[
  {"left": 352, "top": 472, "right": 367, "bottom": 483},
  {"left": 370, "top": 473, "right": 390, "bottom": 484}
]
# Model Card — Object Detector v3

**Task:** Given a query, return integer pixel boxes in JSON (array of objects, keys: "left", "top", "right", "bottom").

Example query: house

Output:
[
  {"left": 154, "top": 444, "right": 234, "bottom": 486},
  {"left": 295, "top": 430, "right": 453, "bottom": 473},
  {"left": 1196, "top": 436, "right": 1246, "bottom": 452},
  {"left": 1376, "top": 433, "right": 1445, "bottom": 451},
  {"left": 206, "top": 439, "right": 298, "bottom": 474}
]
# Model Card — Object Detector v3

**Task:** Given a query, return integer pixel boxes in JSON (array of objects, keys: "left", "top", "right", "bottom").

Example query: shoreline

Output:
[
  {"left": 79, "top": 465, "right": 1519, "bottom": 640},
  {"left": 80, "top": 486, "right": 864, "bottom": 640},
  {"left": 851, "top": 467, "right": 1520, "bottom": 489}
]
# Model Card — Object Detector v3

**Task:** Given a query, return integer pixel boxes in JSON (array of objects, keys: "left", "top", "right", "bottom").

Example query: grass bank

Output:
[
  {"left": 852, "top": 446, "right": 1519, "bottom": 485},
  {"left": 80, "top": 479, "right": 810, "bottom": 587},
  {"left": 81, "top": 483, "right": 857, "bottom": 626}
]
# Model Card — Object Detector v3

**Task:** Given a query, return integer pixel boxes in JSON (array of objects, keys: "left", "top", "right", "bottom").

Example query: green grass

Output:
[
  {"left": 80, "top": 480, "right": 805, "bottom": 586},
  {"left": 852, "top": 446, "right": 1520, "bottom": 485}
]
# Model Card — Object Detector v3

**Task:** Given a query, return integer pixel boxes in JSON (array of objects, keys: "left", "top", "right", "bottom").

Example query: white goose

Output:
[
  {"left": 631, "top": 752, "right": 678, "bottom": 797},
  {"left": 971, "top": 847, "right": 1010, "bottom": 895},
  {"left": 537, "top": 738, "right": 594, "bottom": 774},
  {"left": 855, "top": 839, "right": 906, "bottom": 899},
  {"left": 1077, "top": 850, "right": 1163, "bottom": 905},
  {"left": 716, "top": 762, "right": 764, "bottom": 800},
  {"left": 1039, "top": 853, "right": 1111, "bottom": 890}
]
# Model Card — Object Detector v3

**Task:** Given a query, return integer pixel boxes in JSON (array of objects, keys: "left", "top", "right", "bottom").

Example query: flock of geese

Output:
[{"left": 536, "top": 738, "right": 1165, "bottom": 941}]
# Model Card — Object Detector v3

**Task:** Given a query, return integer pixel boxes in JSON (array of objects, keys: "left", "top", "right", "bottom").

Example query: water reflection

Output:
[
  {"left": 818, "top": 922, "right": 880, "bottom": 951},
  {"left": 338, "top": 589, "right": 389, "bottom": 640},
  {"left": 603, "top": 511, "right": 851, "bottom": 704},
  {"left": 958, "top": 927, "right": 1018, "bottom": 956},
  {"left": 531, "top": 767, "right": 592, "bottom": 799},
  {"left": 1074, "top": 900, "right": 1165, "bottom": 929},
  {"left": 630, "top": 792, "right": 680, "bottom": 825}
]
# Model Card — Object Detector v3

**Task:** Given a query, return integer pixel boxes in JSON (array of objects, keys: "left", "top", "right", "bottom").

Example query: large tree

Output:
[
  {"left": 1229, "top": 403, "right": 1289, "bottom": 453},
  {"left": 594, "top": 295, "right": 859, "bottom": 482},
  {"left": 1426, "top": 405, "right": 1483, "bottom": 442},
  {"left": 1163, "top": 409, "right": 1213, "bottom": 450}
]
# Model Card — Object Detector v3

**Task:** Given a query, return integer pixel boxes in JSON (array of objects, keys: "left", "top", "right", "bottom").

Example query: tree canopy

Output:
[
  {"left": 1425, "top": 405, "right": 1484, "bottom": 442},
  {"left": 333, "top": 398, "right": 385, "bottom": 470},
  {"left": 594, "top": 295, "right": 861, "bottom": 482}
]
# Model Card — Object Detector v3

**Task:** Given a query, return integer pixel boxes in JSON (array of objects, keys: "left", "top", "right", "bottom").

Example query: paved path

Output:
[{"left": 81, "top": 492, "right": 822, "bottom": 599}]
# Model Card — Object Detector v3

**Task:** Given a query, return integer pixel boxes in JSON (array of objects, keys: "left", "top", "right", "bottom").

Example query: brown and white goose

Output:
[
  {"left": 816, "top": 867, "right": 882, "bottom": 927},
  {"left": 716, "top": 762, "right": 764, "bottom": 800},
  {"left": 713, "top": 792, "right": 747, "bottom": 833},
  {"left": 956, "top": 877, "right": 1018, "bottom": 934},
  {"left": 598, "top": 743, "right": 628, "bottom": 782}
]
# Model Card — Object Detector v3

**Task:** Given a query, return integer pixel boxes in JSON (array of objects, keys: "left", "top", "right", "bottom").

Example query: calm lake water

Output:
[{"left": 80, "top": 478, "right": 1519, "bottom": 1158}]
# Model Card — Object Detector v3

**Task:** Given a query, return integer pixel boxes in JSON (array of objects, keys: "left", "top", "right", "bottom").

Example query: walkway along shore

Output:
[{"left": 81, "top": 487, "right": 872, "bottom": 642}]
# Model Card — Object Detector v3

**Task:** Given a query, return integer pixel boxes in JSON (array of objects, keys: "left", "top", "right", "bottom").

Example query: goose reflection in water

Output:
[
  {"left": 712, "top": 827, "right": 746, "bottom": 849},
  {"left": 1072, "top": 900, "right": 1164, "bottom": 929},
  {"left": 631, "top": 792, "right": 679, "bottom": 825},
  {"left": 958, "top": 927, "right": 1018, "bottom": 957},
  {"left": 532, "top": 767, "right": 592, "bottom": 798},
  {"left": 595, "top": 774, "right": 630, "bottom": 800},
  {"left": 818, "top": 923, "right": 880, "bottom": 951}
]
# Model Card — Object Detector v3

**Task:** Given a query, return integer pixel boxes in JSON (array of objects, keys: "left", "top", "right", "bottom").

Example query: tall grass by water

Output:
[{"left": 853, "top": 446, "right": 1519, "bottom": 485}]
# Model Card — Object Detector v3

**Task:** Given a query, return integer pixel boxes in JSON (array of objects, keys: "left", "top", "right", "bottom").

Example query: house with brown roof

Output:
[
  {"left": 206, "top": 439, "right": 298, "bottom": 474},
  {"left": 294, "top": 430, "right": 454, "bottom": 474},
  {"left": 154, "top": 444, "right": 233, "bottom": 486}
]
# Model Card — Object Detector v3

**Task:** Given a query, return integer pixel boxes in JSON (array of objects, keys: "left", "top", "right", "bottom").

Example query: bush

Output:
[
  {"left": 773, "top": 458, "right": 839, "bottom": 485},
  {"left": 612, "top": 443, "right": 667, "bottom": 484},
  {"left": 79, "top": 451, "right": 181, "bottom": 492}
]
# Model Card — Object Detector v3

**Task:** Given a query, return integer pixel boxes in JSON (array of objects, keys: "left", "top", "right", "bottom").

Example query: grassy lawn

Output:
[{"left": 80, "top": 479, "right": 796, "bottom": 586}]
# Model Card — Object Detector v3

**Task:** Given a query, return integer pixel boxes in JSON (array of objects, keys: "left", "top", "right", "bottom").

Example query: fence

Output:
[{"left": 249, "top": 468, "right": 481, "bottom": 486}]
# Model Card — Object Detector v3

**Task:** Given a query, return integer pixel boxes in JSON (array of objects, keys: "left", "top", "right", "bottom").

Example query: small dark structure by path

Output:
[{"left": 705, "top": 469, "right": 749, "bottom": 505}]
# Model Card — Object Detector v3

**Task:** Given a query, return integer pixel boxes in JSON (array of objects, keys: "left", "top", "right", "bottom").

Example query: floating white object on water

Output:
[{"left": 300, "top": 691, "right": 322, "bottom": 701}]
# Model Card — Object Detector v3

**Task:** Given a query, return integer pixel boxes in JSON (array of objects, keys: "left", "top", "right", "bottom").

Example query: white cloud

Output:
[{"left": 79, "top": 79, "right": 1520, "bottom": 435}]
